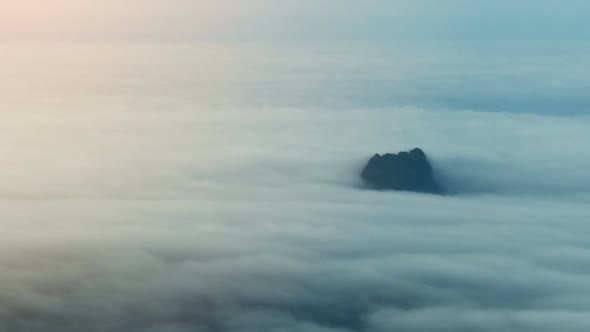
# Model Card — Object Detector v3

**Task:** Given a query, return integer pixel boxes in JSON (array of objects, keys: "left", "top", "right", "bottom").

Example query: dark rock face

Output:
[{"left": 361, "top": 148, "right": 443, "bottom": 194}]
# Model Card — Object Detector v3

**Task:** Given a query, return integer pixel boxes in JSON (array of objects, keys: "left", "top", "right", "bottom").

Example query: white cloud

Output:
[
  {"left": 2, "top": 100, "right": 590, "bottom": 331},
  {"left": 2, "top": 40, "right": 590, "bottom": 331}
]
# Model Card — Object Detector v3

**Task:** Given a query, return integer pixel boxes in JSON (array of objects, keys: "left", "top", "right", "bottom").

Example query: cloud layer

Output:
[
  {"left": 2, "top": 39, "right": 590, "bottom": 331},
  {"left": 2, "top": 102, "right": 590, "bottom": 331}
]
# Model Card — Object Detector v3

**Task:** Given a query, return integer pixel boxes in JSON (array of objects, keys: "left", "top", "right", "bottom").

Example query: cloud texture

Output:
[
  {"left": 2, "top": 41, "right": 590, "bottom": 331},
  {"left": 3, "top": 102, "right": 590, "bottom": 331}
]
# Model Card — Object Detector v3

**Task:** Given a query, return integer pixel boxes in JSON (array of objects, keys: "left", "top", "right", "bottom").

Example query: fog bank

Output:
[{"left": 2, "top": 104, "right": 590, "bottom": 331}]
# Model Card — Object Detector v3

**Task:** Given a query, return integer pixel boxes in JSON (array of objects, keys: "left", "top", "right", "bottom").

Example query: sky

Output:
[
  {"left": 1, "top": 0, "right": 590, "bottom": 42},
  {"left": 2, "top": 1, "right": 590, "bottom": 332}
]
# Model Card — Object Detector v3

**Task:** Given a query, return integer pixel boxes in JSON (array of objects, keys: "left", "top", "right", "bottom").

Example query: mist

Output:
[
  {"left": 4, "top": 80, "right": 590, "bottom": 331},
  {"left": 2, "top": 4, "right": 590, "bottom": 330},
  {"left": 4, "top": 104, "right": 590, "bottom": 331}
]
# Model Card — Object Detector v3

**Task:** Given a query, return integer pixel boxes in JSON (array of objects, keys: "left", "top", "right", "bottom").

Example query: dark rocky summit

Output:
[{"left": 361, "top": 148, "right": 444, "bottom": 194}]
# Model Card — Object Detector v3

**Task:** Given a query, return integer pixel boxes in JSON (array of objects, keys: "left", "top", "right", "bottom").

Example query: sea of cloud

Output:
[{"left": 2, "top": 102, "right": 590, "bottom": 331}]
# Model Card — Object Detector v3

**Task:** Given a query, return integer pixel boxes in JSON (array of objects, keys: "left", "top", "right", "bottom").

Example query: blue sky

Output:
[{"left": 2, "top": 0, "right": 589, "bottom": 42}]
